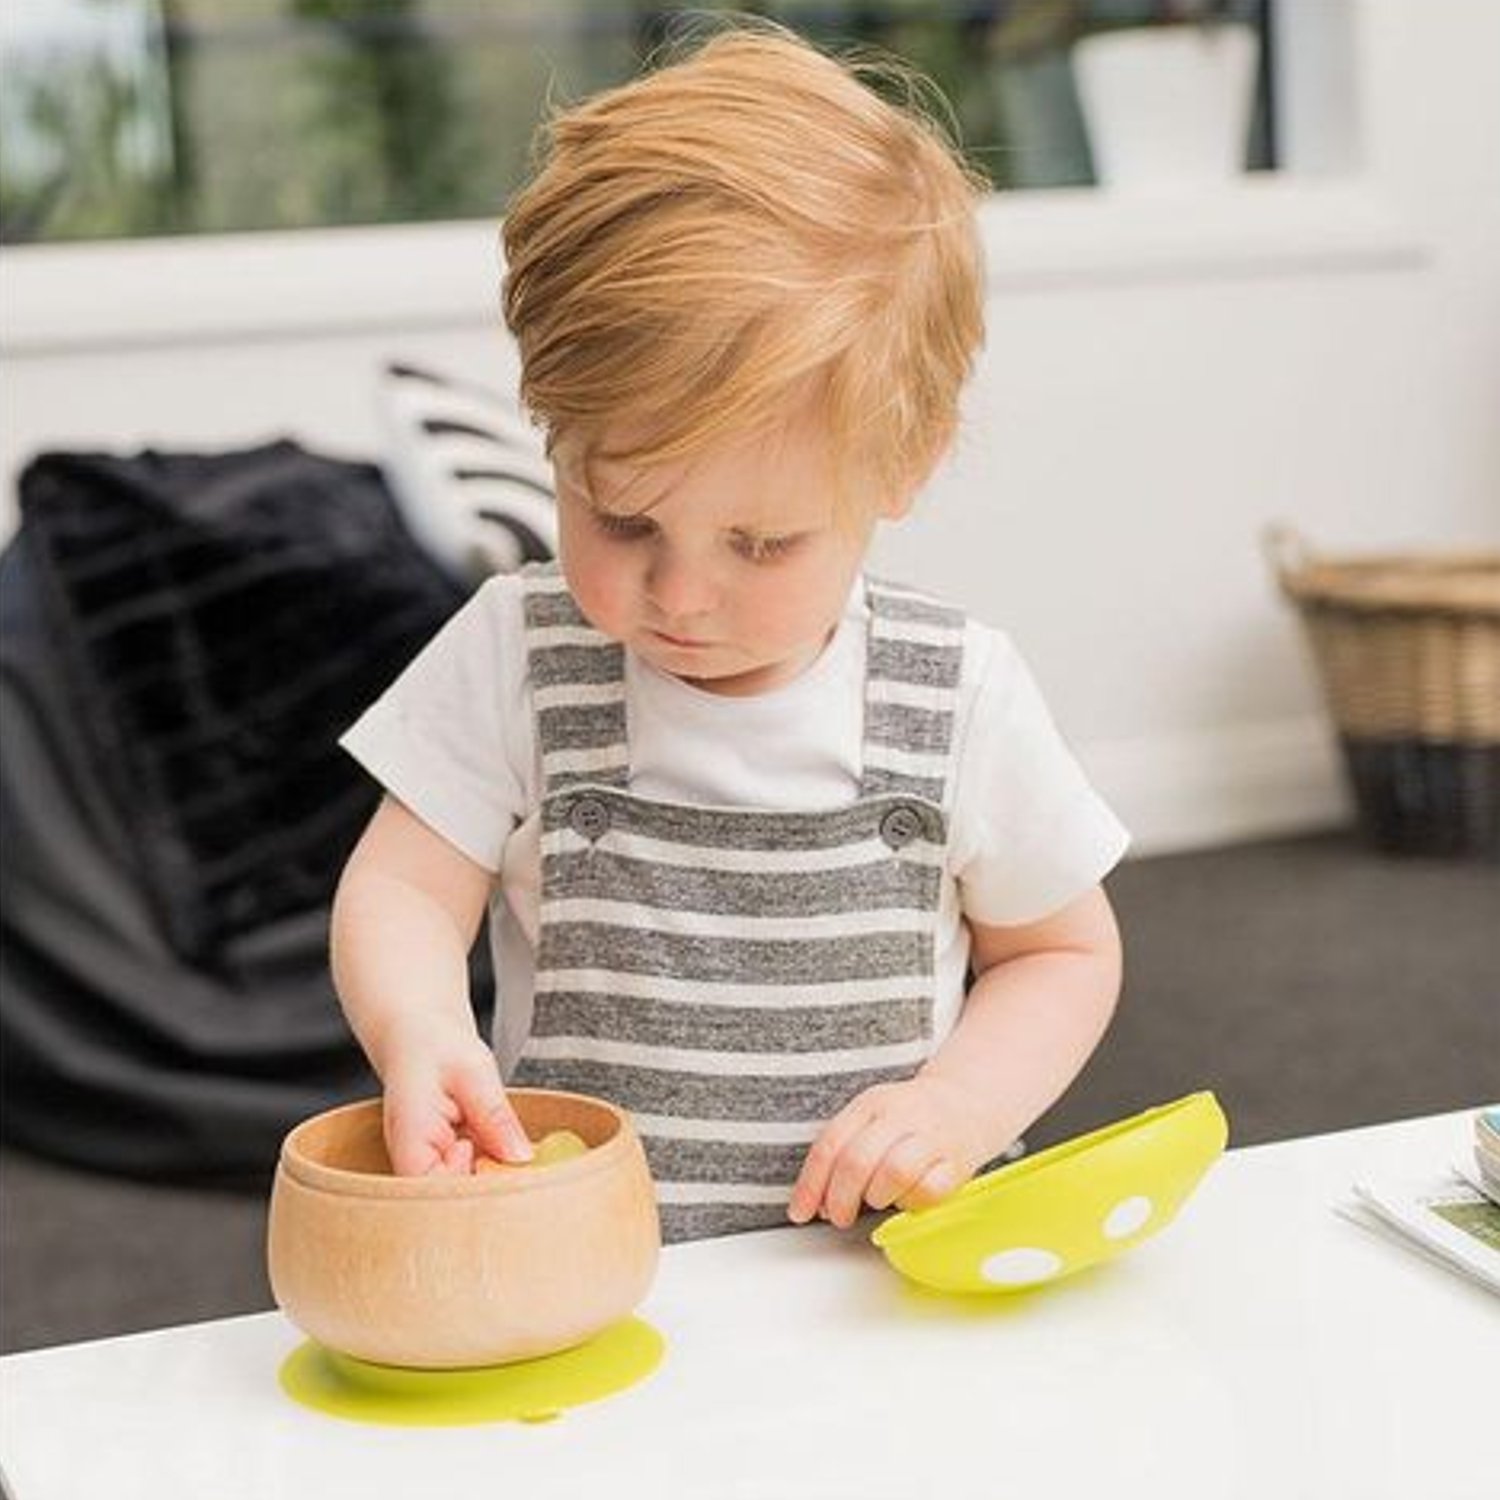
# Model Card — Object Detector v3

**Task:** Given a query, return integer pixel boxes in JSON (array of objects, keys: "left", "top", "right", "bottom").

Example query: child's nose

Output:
[{"left": 646, "top": 546, "right": 718, "bottom": 621}]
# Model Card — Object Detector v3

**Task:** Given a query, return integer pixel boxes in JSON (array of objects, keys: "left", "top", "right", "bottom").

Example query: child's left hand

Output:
[{"left": 787, "top": 1073, "right": 996, "bottom": 1230}]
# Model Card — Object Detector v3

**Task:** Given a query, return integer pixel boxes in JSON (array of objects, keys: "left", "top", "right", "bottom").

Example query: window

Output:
[{"left": 0, "top": 1, "right": 1275, "bottom": 247}]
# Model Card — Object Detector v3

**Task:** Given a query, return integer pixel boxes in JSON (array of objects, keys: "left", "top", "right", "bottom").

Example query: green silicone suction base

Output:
[{"left": 279, "top": 1315, "right": 664, "bottom": 1426}]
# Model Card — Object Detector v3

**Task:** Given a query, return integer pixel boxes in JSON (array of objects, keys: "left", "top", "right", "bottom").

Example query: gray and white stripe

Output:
[{"left": 513, "top": 563, "right": 965, "bottom": 1242}]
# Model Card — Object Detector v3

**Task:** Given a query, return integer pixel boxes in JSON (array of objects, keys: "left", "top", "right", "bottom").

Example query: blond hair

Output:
[{"left": 501, "top": 20, "right": 985, "bottom": 511}]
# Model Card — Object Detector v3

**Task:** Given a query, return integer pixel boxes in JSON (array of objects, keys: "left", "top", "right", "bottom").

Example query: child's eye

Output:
[
  {"left": 592, "top": 508, "right": 657, "bottom": 541},
  {"left": 732, "top": 532, "right": 801, "bottom": 564}
]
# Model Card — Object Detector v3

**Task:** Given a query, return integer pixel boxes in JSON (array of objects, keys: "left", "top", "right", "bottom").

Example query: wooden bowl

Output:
[{"left": 267, "top": 1090, "right": 660, "bottom": 1369}]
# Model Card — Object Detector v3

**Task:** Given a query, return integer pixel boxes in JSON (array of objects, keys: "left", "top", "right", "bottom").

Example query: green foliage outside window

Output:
[{"left": 0, "top": 1, "right": 1270, "bottom": 246}]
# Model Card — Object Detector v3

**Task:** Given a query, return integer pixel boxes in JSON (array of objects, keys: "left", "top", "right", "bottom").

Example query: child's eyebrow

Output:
[
  {"left": 589, "top": 482, "right": 670, "bottom": 518},
  {"left": 556, "top": 459, "right": 661, "bottom": 516},
  {"left": 574, "top": 457, "right": 672, "bottom": 515}
]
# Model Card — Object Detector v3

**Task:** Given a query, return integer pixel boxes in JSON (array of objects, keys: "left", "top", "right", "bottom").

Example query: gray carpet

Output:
[{"left": 3, "top": 830, "right": 1496, "bottom": 1355}]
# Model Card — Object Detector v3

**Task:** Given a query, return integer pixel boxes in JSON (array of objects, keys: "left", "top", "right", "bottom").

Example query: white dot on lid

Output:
[
  {"left": 979, "top": 1247, "right": 1063, "bottom": 1286},
  {"left": 1104, "top": 1195, "right": 1153, "bottom": 1239}
]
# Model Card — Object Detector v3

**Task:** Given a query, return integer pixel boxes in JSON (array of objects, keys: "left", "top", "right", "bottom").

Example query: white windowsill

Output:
[
  {"left": 976, "top": 174, "right": 1428, "bottom": 289},
  {"left": 0, "top": 174, "right": 1429, "bottom": 356}
]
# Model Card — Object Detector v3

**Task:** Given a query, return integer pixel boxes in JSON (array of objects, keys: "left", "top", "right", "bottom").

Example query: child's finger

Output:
[
  {"left": 895, "top": 1158, "right": 963, "bottom": 1212},
  {"left": 383, "top": 1089, "right": 448, "bottom": 1175},
  {"left": 428, "top": 1141, "right": 462, "bottom": 1176},
  {"left": 822, "top": 1115, "right": 911, "bottom": 1229},
  {"left": 452, "top": 1064, "right": 533, "bottom": 1163},
  {"left": 863, "top": 1134, "right": 944, "bottom": 1212},
  {"left": 788, "top": 1096, "right": 875, "bottom": 1224}
]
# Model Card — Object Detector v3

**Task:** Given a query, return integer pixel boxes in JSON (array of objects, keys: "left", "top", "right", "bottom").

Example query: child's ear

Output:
[{"left": 875, "top": 488, "right": 917, "bottom": 522}]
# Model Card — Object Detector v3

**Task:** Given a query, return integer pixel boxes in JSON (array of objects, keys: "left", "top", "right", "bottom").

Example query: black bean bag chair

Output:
[{"left": 0, "top": 442, "right": 486, "bottom": 1179}]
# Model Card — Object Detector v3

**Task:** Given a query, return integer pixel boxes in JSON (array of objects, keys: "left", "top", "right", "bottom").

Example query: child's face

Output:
[{"left": 554, "top": 405, "right": 907, "bottom": 696}]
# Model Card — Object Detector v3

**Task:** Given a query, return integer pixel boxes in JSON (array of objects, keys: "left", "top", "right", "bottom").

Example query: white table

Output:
[{"left": 1, "top": 1110, "right": 1493, "bottom": 1500}]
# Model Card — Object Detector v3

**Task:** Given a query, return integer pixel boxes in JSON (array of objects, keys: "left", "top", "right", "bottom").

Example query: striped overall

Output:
[{"left": 510, "top": 564, "right": 965, "bottom": 1242}]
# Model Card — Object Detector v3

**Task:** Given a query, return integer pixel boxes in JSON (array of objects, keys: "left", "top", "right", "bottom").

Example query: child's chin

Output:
[{"left": 655, "top": 655, "right": 738, "bottom": 687}]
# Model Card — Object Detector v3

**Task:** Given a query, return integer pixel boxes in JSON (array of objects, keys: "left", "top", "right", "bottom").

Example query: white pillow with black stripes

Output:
[{"left": 376, "top": 361, "right": 557, "bottom": 581}]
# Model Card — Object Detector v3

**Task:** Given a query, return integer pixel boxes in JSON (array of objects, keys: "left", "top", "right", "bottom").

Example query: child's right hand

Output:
[{"left": 379, "top": 1025, "right": 533, "bottom": 1176}]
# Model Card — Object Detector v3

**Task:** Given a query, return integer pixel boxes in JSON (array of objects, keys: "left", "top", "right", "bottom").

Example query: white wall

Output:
[
  {"left": 874, "top": 0, "right": 1500, "bottom": 850},
  {"left": 2, "top": 0, "right": 1496, "bottom": 855}
]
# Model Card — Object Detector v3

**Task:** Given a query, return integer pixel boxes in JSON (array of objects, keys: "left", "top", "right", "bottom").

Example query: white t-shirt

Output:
[{"left": 341, "top": 573, "right": 1129, "bottom": 1075}]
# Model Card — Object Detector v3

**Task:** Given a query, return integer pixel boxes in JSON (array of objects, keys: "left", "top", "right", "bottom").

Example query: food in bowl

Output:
[{"left": 476, "top": 1129, "right": 589, "bottom": 1172}]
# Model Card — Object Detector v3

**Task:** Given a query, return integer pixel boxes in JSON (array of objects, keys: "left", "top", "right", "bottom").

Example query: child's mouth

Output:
[{"left": 649, "top": 629, "right": 712, "bottom": 650}]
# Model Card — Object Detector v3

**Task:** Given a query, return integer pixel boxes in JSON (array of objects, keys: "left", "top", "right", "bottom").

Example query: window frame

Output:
[{"left": 0, "top": 1, "right": 1427, "bottom": 356}]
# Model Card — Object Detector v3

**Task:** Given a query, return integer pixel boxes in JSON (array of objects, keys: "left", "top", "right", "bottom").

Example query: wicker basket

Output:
[{"left": 1268, "top": 527, "right": 1500, "bottom": 860}]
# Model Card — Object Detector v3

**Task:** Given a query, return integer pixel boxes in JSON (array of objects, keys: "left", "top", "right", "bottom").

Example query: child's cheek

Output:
[
  {"left": 756, "top": 555, "right": 852, "bottom": 651},
  {"left": 560, "top": 531, "right": 635, "bottom": 643}
]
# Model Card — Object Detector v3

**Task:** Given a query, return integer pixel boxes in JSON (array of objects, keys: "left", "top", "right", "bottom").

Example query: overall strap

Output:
[
  {"left": 860, "top": 579, "right": 966, "bottom": 807},
  {"left": 521, "top": 562, "right": 629, "bottom": 794}
]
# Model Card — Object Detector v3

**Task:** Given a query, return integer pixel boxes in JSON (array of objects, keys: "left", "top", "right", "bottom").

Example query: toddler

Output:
[{"left": 332, "top": 23, "right": 1127, "bottom": 1243}]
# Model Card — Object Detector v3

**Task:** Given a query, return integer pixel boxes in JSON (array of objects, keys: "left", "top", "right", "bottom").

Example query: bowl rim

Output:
[{"left": 278, "top": 1090, "right": 640, "bottom": 1200}]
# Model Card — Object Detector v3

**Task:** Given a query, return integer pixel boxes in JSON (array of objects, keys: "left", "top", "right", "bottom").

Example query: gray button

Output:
[
  {"left": 568, "top": 796, "right": 610, "bottom": 841},
  {"left": 880, "top": 805, "right": 924, "bottom": 849}
]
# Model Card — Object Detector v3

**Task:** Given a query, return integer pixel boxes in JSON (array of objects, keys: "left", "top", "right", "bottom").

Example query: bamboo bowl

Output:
[{"left": 267, "top": 1090, "right": 660, "bottom": 1369}]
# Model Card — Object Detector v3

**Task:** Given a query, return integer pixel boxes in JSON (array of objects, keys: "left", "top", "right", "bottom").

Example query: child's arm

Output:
[
  {"left": 331, "top": 794, "right": 533, "bottom": 1174},
  {"left": 788, "top": 884, "right": 1121, "bottom": 1228}
]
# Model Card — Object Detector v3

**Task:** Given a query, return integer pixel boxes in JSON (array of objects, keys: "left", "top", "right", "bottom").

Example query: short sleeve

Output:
[
  {"left": 339, "top": 575, "right": 534, "bottom": 872},
  {"left": 948, "top": 625, "right": 1129, "bottom": 926}
]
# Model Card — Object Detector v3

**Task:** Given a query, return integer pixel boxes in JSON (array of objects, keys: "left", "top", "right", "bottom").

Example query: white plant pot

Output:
[{"left": 1073, "top": 22, "right": 1258, "bottom": 189}]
